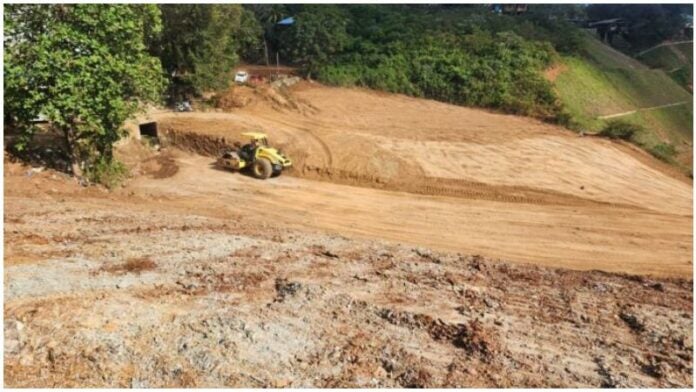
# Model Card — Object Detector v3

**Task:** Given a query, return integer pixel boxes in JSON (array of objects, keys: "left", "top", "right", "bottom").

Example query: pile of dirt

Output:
[
  {"left": 213, "top": 81, "right": 317, "bottom": 114},
  {"left": 139, "top": 153, "right": 179, "bottom": 179},
  {"left": 214, "top": 85, "right": 256, "bottom": 110}
]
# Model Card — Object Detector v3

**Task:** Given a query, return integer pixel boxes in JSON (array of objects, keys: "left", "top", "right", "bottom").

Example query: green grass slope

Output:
[
  {"left": 553, "top": 33, "right": 693, "bottom": 170},
  {"left": 636, "top": 42, "right": 693, "bottom": 90}
]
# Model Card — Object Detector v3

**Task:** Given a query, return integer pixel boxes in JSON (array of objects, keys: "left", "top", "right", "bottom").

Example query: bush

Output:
[
  {"left": 269, "top": 6, "right": 582, "bottom": 122},
  {"left": 598, "top": 119, "right": 642, "bottom": 140},
  {"left": 648, "top": 143, "right": 676, "bottom": 162},
  {"left": 315, "top": 31, "right": 565, "bottom": 121},
  {"left": 84, "top": 157, "right": 129, "bottom": 189}
]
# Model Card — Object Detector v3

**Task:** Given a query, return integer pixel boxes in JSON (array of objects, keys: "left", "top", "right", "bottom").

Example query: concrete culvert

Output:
[{"left": 139, "top": 122, "right": 158, "bottom": 138}]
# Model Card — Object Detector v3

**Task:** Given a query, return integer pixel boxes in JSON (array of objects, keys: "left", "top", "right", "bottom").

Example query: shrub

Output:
[
  {"left": 84, "top": 157, "right": 129, "bottom": 189},
  {"left": 648, "top": 143, "right": 676, "bottom": 162},
  {"left": 598, "top": 120, "right": 642, "bottom": 140},
  {"left": 316, "top": 31, "right": 565, "bottom": 121}
]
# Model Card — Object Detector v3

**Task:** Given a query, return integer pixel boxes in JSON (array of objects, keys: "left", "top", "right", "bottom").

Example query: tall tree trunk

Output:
[{"left": 62, "top": 125, "right": 82, "bottom": 177}]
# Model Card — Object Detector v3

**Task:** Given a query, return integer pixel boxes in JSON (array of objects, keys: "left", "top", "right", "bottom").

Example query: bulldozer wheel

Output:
[{"left": 252, "top": 158, "right": 273, "bottom": 179}]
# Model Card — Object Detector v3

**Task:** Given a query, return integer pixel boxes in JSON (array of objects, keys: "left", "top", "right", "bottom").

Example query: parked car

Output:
[
  {"left": 175, "top": 101, "right": 192, "bottom": 112},
  {"left": 234, "top": 71, "right": 249, "bottom": 84}
]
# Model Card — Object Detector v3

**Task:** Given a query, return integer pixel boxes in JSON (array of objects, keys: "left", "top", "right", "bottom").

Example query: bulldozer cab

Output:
[{"left": 241, "top": 132, "right": 269, "bottom": 147}]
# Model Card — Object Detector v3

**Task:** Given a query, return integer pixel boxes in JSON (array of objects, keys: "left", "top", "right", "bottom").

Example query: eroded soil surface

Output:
[{"left": 4, "top": 160, "right": 693, "bottom": 387}]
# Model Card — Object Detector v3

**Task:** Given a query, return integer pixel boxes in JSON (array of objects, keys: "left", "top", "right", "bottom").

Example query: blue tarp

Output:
[{"left": 277, "top": 17, "right": 294, "bottom": 25}]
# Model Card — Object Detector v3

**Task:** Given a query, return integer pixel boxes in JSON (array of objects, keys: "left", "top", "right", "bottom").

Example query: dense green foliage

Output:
[
  {"left": 599, "top": 120, "right": 641, "bottom": 140},
  {"left": 648, "top": 142, "right": 677, "bottom": 162},
  {"left": 320, "top": 31, "right": 561, "bottom": 120},
  {"left": 278, "top": 6, "right": 350, "bottom": 78},
  {"left": 4, "top": 4, "right": 165, "bottom": 179},
  {"left": 269, "top": 5, "right": 584, "bottom": 122},
  {"left": 84, "top": 156, "right": 129, "bottom": 189},
  {"left": 154, "top": 4, "right": 249, "bottom": 98}
]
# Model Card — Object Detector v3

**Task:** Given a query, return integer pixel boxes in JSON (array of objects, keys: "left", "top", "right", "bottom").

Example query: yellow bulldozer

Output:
[{"left": 216, "top": 132, "right": 292, "bottom": 179}]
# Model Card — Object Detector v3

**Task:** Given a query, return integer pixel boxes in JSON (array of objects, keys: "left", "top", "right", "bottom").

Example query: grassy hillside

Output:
[
  {"left": 554, "top": 33, "right": 693, "bottom": 170},
  {"left": 636, "top": 42, "right": 693, "bottom": 90}
]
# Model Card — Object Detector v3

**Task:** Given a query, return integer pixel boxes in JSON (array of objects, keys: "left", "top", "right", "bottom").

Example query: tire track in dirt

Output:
[
  {"left": 274, "top": 125, "right": 334, "bottom": 168},
  {"left": 293, "top": 165, "right": 635, "bottom": 209},
  {"left": 123, "top": 153, "right": 692, "bottom": 278},
  {"left": 153, "top": 123, "right": 665, "bottom": 211},
  {"left": 154, "top": 118, "right": 633, "bottom": 209},
  {"left": 148, "top": 82, "right": 691, "bottom": 216}
]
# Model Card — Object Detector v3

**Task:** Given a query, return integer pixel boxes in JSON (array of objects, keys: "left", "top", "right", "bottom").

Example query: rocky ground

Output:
[{"left": 4, "top": 159, "right": 693, "bottom": 387}]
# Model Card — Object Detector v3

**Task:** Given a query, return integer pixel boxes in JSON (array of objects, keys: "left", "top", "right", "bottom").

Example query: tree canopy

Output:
[
  {"left": 155, "top": 4, "right": 254, "bottom": 98},
  {"left": 4, "top": 4, "right": 165, "bottom": 176},
  {"left": 277, "top": 5, "right": 350, "bottom": 78}
]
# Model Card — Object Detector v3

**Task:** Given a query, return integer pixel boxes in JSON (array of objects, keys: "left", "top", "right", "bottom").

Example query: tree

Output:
[
  {"left": 156, "top": 4, "right": 243, "bottom": 98},
  {"left": 4, "top": 4, "right": 165, "bottom": 176},
  {"left": 246, "top": 4, "right": 287, "bottom": 66},
  {"left": 279, "top": 6, "right": 350, "bottom": 78},
  {"left": 235, "top": 8, "right": 265, "bottom": 63}
]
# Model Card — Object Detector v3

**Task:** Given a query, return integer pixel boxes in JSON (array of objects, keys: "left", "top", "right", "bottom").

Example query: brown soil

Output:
[
  {"left": 140, "top": 153, "right": 179, "bottom": 179},
  {"left": 99, "top": 257, "right": 157, "bottom": 275},
  {"left": 4, "top": 81, "right": 693, "bottom": 387},
  {"left": 214, "top": 83, "right": 317, "bottom": 113},
  {"left": 3, "top": 161, "right": 693, "bottom": 387},
  {"left": 544, "top": 63, "right": 568, "bottom": 82},
  {"left": 135, "top": 82, "right": 691, "bottom": 278}
]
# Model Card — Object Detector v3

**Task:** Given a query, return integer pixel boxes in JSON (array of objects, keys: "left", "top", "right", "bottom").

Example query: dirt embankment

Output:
[
  {"left": 160, "top": 128, "right": 235, "bottom": 157},
  {"left": 4, "top": 162, "right": 693, "bottom": 387},
  {"left": 154, "top": 125, "right": 611, "bottom": 208}
]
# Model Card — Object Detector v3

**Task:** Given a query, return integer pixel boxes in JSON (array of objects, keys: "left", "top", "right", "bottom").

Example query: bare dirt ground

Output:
[
  {"left": 139, "top": 82, "right": 692, "bottom": 277},
  {"left": 4, "top": 161, "right": 693, "bottom": 387},
  {"left": 4, "top": 82, "right": 693, "bottom": 387}
]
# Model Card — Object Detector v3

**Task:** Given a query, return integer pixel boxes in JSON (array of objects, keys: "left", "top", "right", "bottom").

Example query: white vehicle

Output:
[{"left": 234, "top": 71, "right": 249, "bottom": 84}]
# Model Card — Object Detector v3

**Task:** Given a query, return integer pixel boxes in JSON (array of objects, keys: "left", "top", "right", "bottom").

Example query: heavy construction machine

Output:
[{"left": 216, "top": 132, "right": 292, "bottom": 179}]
